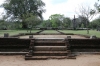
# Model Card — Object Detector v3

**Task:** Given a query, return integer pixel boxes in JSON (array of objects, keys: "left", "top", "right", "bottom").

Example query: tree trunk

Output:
[
  {"left": 87, "top": 29, "right": 89, "bottom": 34},
  {"left": 86, "top": 20, "right": 89, "bottom": 34},
  {"left": 22, "top": 22, "right": 27, "bottom": 29}
]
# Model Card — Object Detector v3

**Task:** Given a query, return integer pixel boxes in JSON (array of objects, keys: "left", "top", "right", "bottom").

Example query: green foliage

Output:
[
  {"left": 81, "top": 23, "right": 84, "bottom": 28},
  {"left": 42, "top": 20, "right": 52, "bottom": 27},
  {"left": 0, "top": 20, "right": 6, "bottom": 29},
  {"left": 94, "top": 1, "right": 100, "bottom": 12},
  {"left": 0, "top": 20, "right": 22, "bottom": 30},
  {"left": 76, "top": 5, "right": 96, "bottom": 34},
  {"left": 23, "top": 13, "right": 42, "bottom": 33},
  {"left": 90, "top": 18, "right": 100, "bottom": 29},
  {"left": 49, "top": 14, "right": 64, "bottom": 28},
  {"left": 77, "top": 16, "right": 89, "bottom": 28},
  {"left": 90, "top": 9, "right": 96, "bottom": 15},
  {"left": 42, "top": 14, "right": 72, "bottom": 29},
  {"left": 2, "top": 0, "right": 45, "bottom": 28},
  {"left": 63, "top": 17, "right": 71, "bottom": 28},
  {"left": 24, "top": 13, "right": 41, "bottom": 28}
]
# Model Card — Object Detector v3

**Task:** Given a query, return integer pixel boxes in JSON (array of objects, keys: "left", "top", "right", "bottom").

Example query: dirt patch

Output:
[
  {"left": 20, "top": 35, "right": 87, "bottom": 39},
  {"left": 0, "top": 55, "right": 100, "bottom": 66}
]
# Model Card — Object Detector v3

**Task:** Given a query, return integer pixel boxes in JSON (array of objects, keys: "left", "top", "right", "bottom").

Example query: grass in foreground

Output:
[
  {"left": 0, "top": 30, "right": 100, "bottom": 38},
  {"left": 41, "top": 30, "right": 59, "bottom": 33},
  {"left": 59, "top": 30, "right": 100, "bottom": 38},
  {"left": 0, "top": 30, "right": 40, "bottom": 37}
]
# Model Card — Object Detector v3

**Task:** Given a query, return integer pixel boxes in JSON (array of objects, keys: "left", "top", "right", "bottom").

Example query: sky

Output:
[
  {"left": 0, "top": 0, "right": 98, "bottom": 20},
  {"left": 42, "top": 0, "right": 97, "bottom": 20},
  {"left": 0, "top": 0, "right": 5, "bottom": 16}
]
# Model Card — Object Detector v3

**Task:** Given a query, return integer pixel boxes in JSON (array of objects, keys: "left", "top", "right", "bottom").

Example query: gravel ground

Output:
[
  {"left": 0, "top": 55, "right": 100, "bottom": 66},
  {"left": 20, "top": 35, "right": 87, "bottom": 39}
]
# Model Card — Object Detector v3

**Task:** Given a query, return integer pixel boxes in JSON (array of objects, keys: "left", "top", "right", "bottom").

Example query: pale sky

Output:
[
  {"left": 0, "top": 0, "right": 5, "bottom": 16},
  {"left": 0, "top": 0, "right": 98, "bottom": 20},
  {"left": 42, "top": 0, "right": 97, "bottom": 20}
]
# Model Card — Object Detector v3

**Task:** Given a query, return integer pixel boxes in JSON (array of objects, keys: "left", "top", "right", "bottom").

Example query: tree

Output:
[
  {"left": 81, "top": 23, "right": 84, "bottom": 28},
  {"left": 94, "top": 0, "right": 100, "bottom": 13},
  {"left": 42, "top": 19, "right": 52, "bottom": 28},
  {"left": 78, "top": 16, "right": 89, "bottom": 28},
  {"left": 24, "top": 13, "right": 41, "bottom": 33},
  {"left": 76, "top": 5, "right": 96, "bottom": 34},
  {"left": 63, "top": 17, "right": 71, "bottom": 28},
  {"left": 90, "top": 18, "right": 100, "bottom": 29},
  {"left": 49, "top": 14, "right": 64, "bottom": 28},
  {"left": 2, "top": 0, "right": 45, "bottom": 28}
]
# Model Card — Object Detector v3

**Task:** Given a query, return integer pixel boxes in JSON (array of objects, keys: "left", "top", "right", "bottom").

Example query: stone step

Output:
[
  {"left": 34, "top": 46, "right": 67, "bottom": 51},
  {"left": 32, "top": 51, "right": 68, "bottom": 56},
  {"left": 67, "top": 55, "right": 76, "bottom": 59},
  {"left": 0, "top": 48, "right": 28, "bottom": 53},
  {"left": 34, "top": 42, "right": 65, "bottom": 46},
  {"left": 35, "top": 38, "right": 65, "bottom": 41},
  {"left": 25, "top": 56, "right": 67, "bottom": 60},
  {"left": 35, "top": 41, "right": 65, "bottom": 43},
  {"left": 33, "top": 51, "right": 68, "bottom": 53},
  {"left": 0, "top": 52, "right": 28, "bottom": 55}
]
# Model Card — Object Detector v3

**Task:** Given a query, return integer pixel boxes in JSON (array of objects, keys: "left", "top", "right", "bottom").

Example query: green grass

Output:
[
  {"left": 0, "top": 30, "right": 40, "bottom": 37},
  {"left": 41, "top": 30, "right": 59, "bottom": 33},
  {"left": 0, "top": 30, "right": 100, "bottom": 38},
  {"left": 59, "top": 30, "right": 100, "bottom": 38}
]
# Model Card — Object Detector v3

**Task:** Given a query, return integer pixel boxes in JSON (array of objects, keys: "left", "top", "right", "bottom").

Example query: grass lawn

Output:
[
  {"left": 59, "top": 30, "right": 100, "bottom": 38},
  {"left": 0, "top": 30, "right": 100, "bottom": 38},
  {"left": 0, "top": 30, "right": 40, "bottom": 37},
  {"left": 41, "top": 30, "right": 59, "bottom": 33}
]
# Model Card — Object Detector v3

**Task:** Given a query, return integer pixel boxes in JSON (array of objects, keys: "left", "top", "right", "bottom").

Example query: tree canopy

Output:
[
  {"left": 90, "top": 18, "right": 100, "bottom": 29},
  {"left": 2, "top": 0, "right": 45, "bottom": 28},
  {"left": 76, "top": 5, "right": 96, "bottom": 33},
  {"left": 42, "top": 14, "right": 72, "bottom": 29},
  {"left": 49, "top": 14, "right": 64, "bottom": 28}
]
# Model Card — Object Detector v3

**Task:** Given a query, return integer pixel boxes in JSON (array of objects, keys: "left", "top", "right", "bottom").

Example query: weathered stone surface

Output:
[
  {"left": 29, "top": 35, "right": 33, "bottom": 38},
  {"left": 67, "top": 36, "right": 71, "bottom": 39},
  {"left": 90, "top": 35, "right": 97, "bottom": 39},
  {"left": 4, "top": 33, "right": 9, "bottom": 37}
]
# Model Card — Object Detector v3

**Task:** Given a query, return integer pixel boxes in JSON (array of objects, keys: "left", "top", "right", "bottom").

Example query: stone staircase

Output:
[{"left": 25, "top": 38, "right": 75, "bottom": 60}]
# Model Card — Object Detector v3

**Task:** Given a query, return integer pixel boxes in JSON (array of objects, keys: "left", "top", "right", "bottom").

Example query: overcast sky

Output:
[
  {"left": 0, "top": 0, "right": 98, "bottom": 20},
  {"left": 42, "top": 0, "right": 97, "bottom": 20},
  {"left": 0, "top": 0, "right": 5, "bottom": 16}
]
